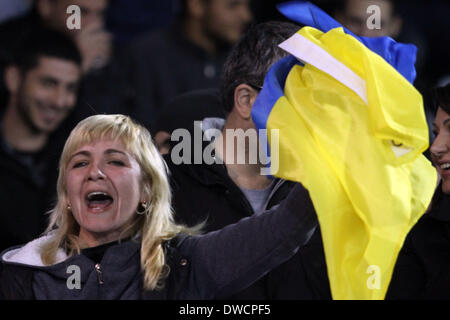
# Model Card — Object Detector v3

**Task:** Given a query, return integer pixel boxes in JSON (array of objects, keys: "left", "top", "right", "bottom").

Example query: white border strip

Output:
[
  {"left": 279, "top": 33, "right": 368, "bottom": 104},
  {"left": 391, "top": 145, "right": 413, "bottom": 158},
  {"left": 279, "top": 33, "right": 412, "bottom": 158}
]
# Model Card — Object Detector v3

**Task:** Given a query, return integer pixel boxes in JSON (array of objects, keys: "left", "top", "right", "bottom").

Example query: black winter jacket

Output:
[
  {"left": 387, "top": 190, "right": 450, "bottom": 299},
  {"left": 0, "top": 127, "right": 66, "bottom": 253},
  {"left": 0, "top": 184, "right": 317, "bottom": 300},
  {"left": 125, "top": 23, "right": 229, "bottom": 130},
  {"left": 166, "top": 139, "right": 332, "bottom": 299}
]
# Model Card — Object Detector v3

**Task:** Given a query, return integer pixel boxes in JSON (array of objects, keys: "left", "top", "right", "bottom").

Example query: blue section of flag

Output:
[
  {"left": 252, "top": 56, "right": 299, "bottom": 133},
  {"left": 252, "top": 56, "right": 300, "bottom": 176},
  {"left": 277, "top": 1, "right": 417, "bottom": 84}
]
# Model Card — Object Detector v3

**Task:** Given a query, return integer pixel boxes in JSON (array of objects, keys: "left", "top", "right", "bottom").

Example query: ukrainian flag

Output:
[{"left": 252, "top": 2, "right": 437, "bottom": 300}]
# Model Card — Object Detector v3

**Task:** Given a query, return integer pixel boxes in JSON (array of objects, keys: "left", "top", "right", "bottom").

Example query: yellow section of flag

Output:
[{"left": 268, "top": 27, "right": 437, "bottom": 299}]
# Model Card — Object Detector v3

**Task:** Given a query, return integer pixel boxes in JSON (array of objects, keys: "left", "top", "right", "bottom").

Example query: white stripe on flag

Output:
[
  {"left": 279, "top": 33, "right": 368, "bottom": 104},
  {"left": 279, "top": 33, "right": 413, "bottom": 158}
]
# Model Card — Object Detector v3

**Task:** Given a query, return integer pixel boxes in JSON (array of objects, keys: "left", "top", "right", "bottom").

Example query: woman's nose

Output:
[
  {"left": 87, "top": 163, "right": 106, "bottom": 180},
  {"left": 430, "top": 134, "right": 449, "bottom": 158}
]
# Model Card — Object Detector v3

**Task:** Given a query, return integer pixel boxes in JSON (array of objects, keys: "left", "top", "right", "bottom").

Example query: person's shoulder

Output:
[
  {"left": 0, "top": 263, "right": 35, "bottom": 299},
  {"left": 164, "top": 152, "right": 201, "bottom": 181},
  {"left": 166, "top": 234, "right": 190, "bottom": 249},
  {"left": 163, "top": 234, "right": 193, "bottom": 268},
  {"left": 405, "top": 209, "right": 450, "bottom": 252},
  {"left": 415, "top": 208, "right": 448, "bottom": 231},
  {"left": 165, "top": 155, "right": 221, "bottom": 195}
]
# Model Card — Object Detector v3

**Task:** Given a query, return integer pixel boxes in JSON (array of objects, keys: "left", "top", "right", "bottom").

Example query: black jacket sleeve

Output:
[
  {"left": 0, "top": 264, "right": 35, "bottom": 300},
  {"left": 181, "top": 183, "right": 318, "bottom": 299},
  {"left": 385, "top": 234, "right": 427, "bottom": 300}
]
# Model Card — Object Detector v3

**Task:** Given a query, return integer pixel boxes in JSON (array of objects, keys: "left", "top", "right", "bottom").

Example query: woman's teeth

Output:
[{"left": 86, "top": 192, "right": 113, "bottom": 210}]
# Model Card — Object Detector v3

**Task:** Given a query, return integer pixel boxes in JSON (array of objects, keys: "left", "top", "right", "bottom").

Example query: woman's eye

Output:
[
  {"left": 72, "top": 161, "right": 88, "bottom": 168},
  {"left": 109, "top": 160, "right": 125, "bottom": 166}
]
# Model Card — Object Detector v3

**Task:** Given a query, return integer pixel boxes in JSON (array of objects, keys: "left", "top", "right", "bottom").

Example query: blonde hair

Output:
[{"left": 41, "top": 114, "right": 197, "bottom": 290}]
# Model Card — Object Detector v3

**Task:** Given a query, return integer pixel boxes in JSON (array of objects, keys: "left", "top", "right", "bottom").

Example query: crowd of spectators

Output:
[{"left": 0, "top": 0, "right": 449, "bottom": 300}]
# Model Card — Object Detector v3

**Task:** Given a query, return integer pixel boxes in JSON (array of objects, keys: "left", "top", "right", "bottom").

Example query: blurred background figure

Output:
[
  {"left": 106, "top": 0, "right": 177, "bottom": 46},
  {"left": 0, "top": 0, "right": 447, "bottom": 147},
  {"left": 0, "top": 0, "right": 131, "bottom": 131},
  {"left": 0, "top": 0, "right": 33, "bottom": 24},
  {"left": 0, "top": 29, "right": 82, "bottom": 252},
  {"left": 330, "top": 0, "right": 431, "bottom": 86},
  {"left": 0, "top": 0, "right": 110, "bottom": 76},
  {"left": 250, "top": 0, "right": 448, "bottom": 96},
  {"left": 329, "top": 0, "right": 449, "bottom": 153},
  {"left": 125, "top": 0, "right": 253, "bottom": 131},
  {"left": 2, "top": 0, "right": 446, "bottom": 138},
  {"left": 333, "top": 0, "right": 402, "bottom": 38},
  {"left": 152, "top": 89, "right": 225, "bottom": 155}
]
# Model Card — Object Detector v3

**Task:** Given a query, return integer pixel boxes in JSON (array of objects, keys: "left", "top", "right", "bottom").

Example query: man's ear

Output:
[
  {"left": 233, "top": 84, "right": 259, "bottom": 120},
  {"left": 186, "top": 0, "right": 206, "bottom": 19},
  {"left": 4, "top": 66, "right": 22, "bottom": 94}
]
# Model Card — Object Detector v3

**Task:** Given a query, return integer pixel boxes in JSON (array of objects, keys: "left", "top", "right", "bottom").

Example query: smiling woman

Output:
[
  {"left": 430, "top": 86, "right": 450, "bottom": 194},
  {"left": 387, "top": 84, "right": 450, "bottom": 299},
  {"left": 0, "top": 114, "right": 317, "bottom": 299}
]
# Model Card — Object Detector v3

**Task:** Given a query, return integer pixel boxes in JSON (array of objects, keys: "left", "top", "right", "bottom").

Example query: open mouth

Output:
[
  {"left": 85, "top": 191, "right": 114, "bottom": 211},
  {"left": 440, "top": 163, "right": 450, "bottom": 171}
]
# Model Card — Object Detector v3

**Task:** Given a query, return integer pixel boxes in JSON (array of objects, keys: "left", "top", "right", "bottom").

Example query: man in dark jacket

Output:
[
  {"left": 0, "top": 29, "right": 82, "bottom": 252},
  {"left": 166, "top": 21, "right": 332, "bottom": 299},
  {"left": 125, "top": 0, "right": 253, "bottom": 130},
  {"left": 0, "top": 0, "right": 129, "bottom": 125}
]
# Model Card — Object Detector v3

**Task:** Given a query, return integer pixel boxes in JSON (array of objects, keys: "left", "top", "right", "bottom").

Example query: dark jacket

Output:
[
  {"left": 387, "top": 190, "right": 450, "bottom": 299},
  {"left": 0, "top": 126, "right": 66, "bottom": 253},
  {"left": 0, "top": 12, "right": 39, "bottom": 108},
  {"left": 166, "top": 120, "right": 331, "bottom": 299},
  {"left": 125, "top": 23, "right": 230, "bottom": 130},
  {"left": 0, "top": 183, "right": 317, "bottom": 300}
]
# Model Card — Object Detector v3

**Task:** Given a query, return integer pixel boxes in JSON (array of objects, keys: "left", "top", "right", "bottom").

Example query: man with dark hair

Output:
[
  {"left": 219, "top": 20, "right": 298, "bottom": 114},
  {"left": 0, "top": 0, "right": 131, "bottom": 126},
  {"left": 0, "top": 29, "right": 82, "bottom": 252},
  {"left": 0, "top": 0, "right": 110, "bottom": 75},
  {"left": 166, "top": 21, "right": 330, "bottom": 299},
  {"left": 125, "top": 0, "right": 253, "bottom": 130}
]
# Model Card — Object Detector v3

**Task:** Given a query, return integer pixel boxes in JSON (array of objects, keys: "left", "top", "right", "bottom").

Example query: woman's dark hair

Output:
[
  {"left": 429, "top": 83, "right": 450, "bottom": 209},
  {"left": 433, "top": 83, "right": 450, "bottom": 115}
]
